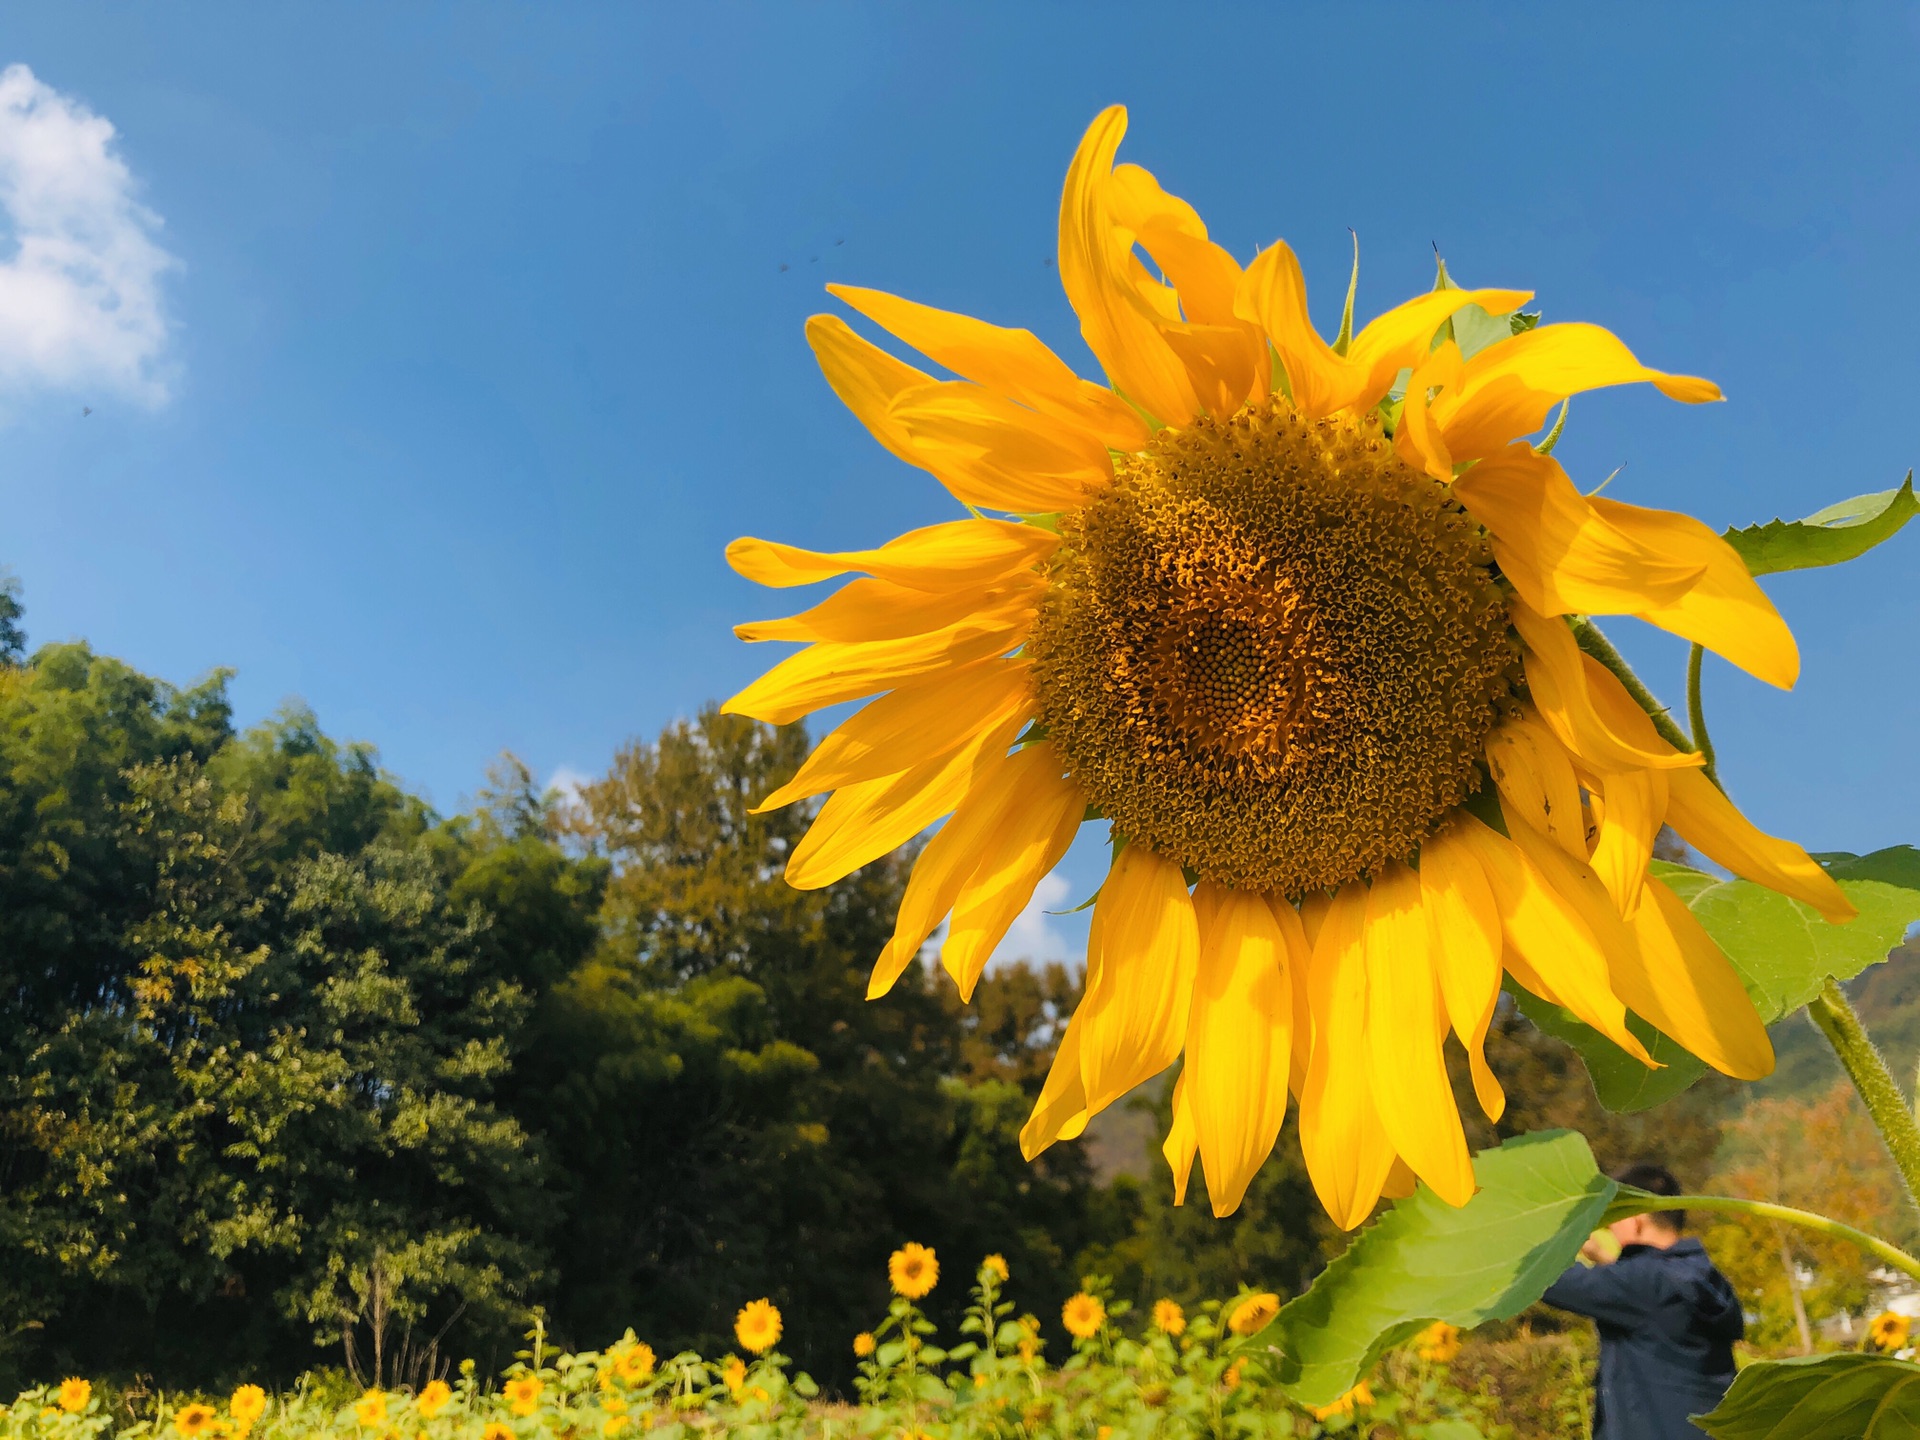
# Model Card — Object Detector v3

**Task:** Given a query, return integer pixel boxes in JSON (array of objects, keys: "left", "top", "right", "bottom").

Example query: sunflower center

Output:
[{"left": 1028, "top": 395, "right": 1514, "bottom": 895}]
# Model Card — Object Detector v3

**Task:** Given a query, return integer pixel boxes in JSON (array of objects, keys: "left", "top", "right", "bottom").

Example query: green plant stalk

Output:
[
  {"left": 1605, "top": 1190, "right": 1920, "bottom": 1284},
  {"left": 1569, "top": 618, "right": 1697, "bottom": 757},
  {"left": 1684, "top": 643, "right": 1722, "bottom": 790},
  {"left": 1807, "top": 979, "right": 1920, "bottom": 1213}
]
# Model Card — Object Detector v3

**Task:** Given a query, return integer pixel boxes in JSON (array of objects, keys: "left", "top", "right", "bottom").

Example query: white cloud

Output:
[
  {"left": 997, "top": 873, "right": 1080, "bottom": 967},
  {"left": 543, "top": 765, "right": 594, "bottom": 806},
  {"left": 0, "top": 64, "right": 176, "bottom": 405}
]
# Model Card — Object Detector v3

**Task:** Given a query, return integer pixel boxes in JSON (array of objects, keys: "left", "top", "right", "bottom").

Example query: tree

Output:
[{"left": 0, "top": 571, "right": 23, "bottom": 665}]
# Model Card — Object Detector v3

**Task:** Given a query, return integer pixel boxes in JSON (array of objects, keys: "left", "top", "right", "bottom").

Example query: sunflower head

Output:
[
  {"left": 1414, "top": 1320, "right": 1463, "bottom": 1364},
  {"left": 1061, "top": 1292, "right": 1107, "bottom": 1340},
  {"left": 888, "top": 1242, "right": 939, "bottom": 1300},
  {"left": 176, "top": 1404, "right": 219, "bottom": 1439},
  {"left": 981, "top": 1252, "right": 1010, "bottom": 1283},
  {"left": 853, "top": 1331, "right": 877, "bottom": 1359},
  {"left": 1226, "top": 1291, "right": 1280, "bottom": 1338},
  {"left": 1151, "top": 1298, "right": 1186, "bottom": 1336},
  {"left": 413, "top": 1382, "right": 450, "bottom": 1420},
  {"left": 57, "top": 1380, "right": 91, "bottom": 1414},
  {"left": 503, "top": 1376, "right": 542, "bottom": 1417},
  {"left": 351, "top": 1392, "right": 388, "bottom": 1429},
  {"left": 611, "top": 1341, "right": 656, "bottom": 1384},
  {"left": 603, "top": 1417, "right": 631, "bottom": 1438},
  {"left": 1872, "top": 1311, "right": 1911, "bottom": 1350},
  {"left": 483, "top": 1424, "right": 514, "bottom": 1440},
  {"left": 734, "top": 1297, "right": 783, "bottom": 1355},
  {"left": 228, "top": 1386, "right": 267, "bottom": 1426}
]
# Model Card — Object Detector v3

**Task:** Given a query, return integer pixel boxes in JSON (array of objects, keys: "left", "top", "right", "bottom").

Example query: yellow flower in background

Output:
[
  {"left": 1871, "top": 1311, "right": 1911, "bottom": 1350},
  {"left": 599, "top": 1391, "right": 627, "bottom": 1416},
  {"left": 611, "top": 1341, "right": 656, "bottom": 1384},
  {"left": 482, "top": 1425, "right": 513, "bottom": 1440},
  {"left": 727, "top": 102, "right": 1853, "bottom": 1231},
  {"left": 721, "top": 1357, "right": 746, "bottom": 1394},
  {"left": 735, "top": 1298, "right": 783, "bottom": 1355},
  {"left": 603, "top": 1418, "right": 630, "bottom": 1438},
  {"left": 229, "top": 1386, "right": 267, "bottom": 1426},
  {"left": 175, "top": 1404, "right": 218, "bottom": 1439},
  {"left": 57, "top": 1380, "right": 91, "bottom": 1414},
  {"left": 503, "top": 1377, "right": 542, "bottom": 1417},
  {"left": 982, "top": 1253, "right": 1010, "bottom": 1282},
  {"left": 1062, "top": 1292, "right": 1106, "bottom": 1339},
  {"left": 413, "top": 1382, "right": 450, "bottom": 1419},
  {"left": 1311, "top": 1381, "right": 1376, "bottom": 1421},
  {"left": 1227, "top": 1292, "right": 1279, "bottom": 1337},
  {"left": 853, "top": 1331, "right": 877, "bottom": 1359},
  {"left": 352, "top": 1392, "right": 388, "bottom": 1428},
  {"left": 1221, "top": 1359, "right": 1244, "bottom": 1392},
  {"left": 889, "top": 1242, "right": 940, "bottom": 1299},
  {"left": 1415, "top": 1320, "right": 1463, "bottom": 1363},
  {"left": 1152, "top": 1298, "right": 1186, "bottom": 1336}
]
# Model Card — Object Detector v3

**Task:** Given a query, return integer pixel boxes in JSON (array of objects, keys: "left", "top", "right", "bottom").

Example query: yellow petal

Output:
[
  {"left": 1449, "top": 812, "right": 1651, "bottom": 1064},
  {"left": 1511, "top": 597, "right": 1705, "bottom": 773},
  {"left": 1484, "top": 708, "right": 1588, "bottom": 861},
  {"left": 1394, "top": 339, "right": 1463, "bottom": 482},
  {"left": 1420, "top": 820, "right": 1508, "bottom": 1122},
  {"left": 1585, "top": 761, "right": 1668, "bottom": 919},
  {"left": 1452, "top": 444, "right": 1704, "bottom": 617},
  {"left": 827, "top": 283, "right": 1148, "bottom": 452},
  {"left": 1587, "top": 494, "right": 1800, "bottom": 689},
  {"left": 1344, "top": 286, "right": 1535, "bottom": 406},
  {"left": 1364, "top": 862, "right": 1474, "bottom": 1208},
  {"left": 785, "top": 714, "right": 1020, "bottom": 890},
  {"left": 1058, "top": 107, "right": 1202, "bottom": 425},
  {"left": 1164, "top": 1069, "right": 1197, "bottom": 1206},
  {"left": 941, "top": 756, "right": 1086, "bottom": 999},
  {"left": 1611, "top": 876, "right": 1774, "bottom": 1080},
  {"left": 1665, "top": 766, "right": 1855, "bottom": 923},
  {"left": 1020, "top": 1010, "right": 1090, "bottom": 1158},
  {"left": 804, "top": 312, "right": 933, "bottom": 469},
  {"left": 1435, "top": 322, "right": 1722, "bottom": 461},
  {"left": 1076, "top": 845, "right": 1199, "bottom": 1116},
  {"left": 727, "top": 517, "right": 1057, "bottom": 591},
  {"left": 736, "top": 574, "right": 1041, "bottom": 644},
  {"left": 1298, "top": 880, "right": 1399, "bottom": 1230},
  {"left": 1297, "top": 890, "right": 1332, "bottom": 950},
  {"left": 756, "top": 659, "right": 1033, "bottom": 812},
  {"left": 1234, "top": 241, "right": 1361, "bottom": 419},
  {"left": 890, "top": 383, "right": 1114, "bottom": 512},
  {"left": 722, "top": 600, "right": 1034, "bottom": 725},
  {"left": 1185, "top": 884, "right": 1294, "bottom": 1217},
  {"left": 1270, "top": 895, "right": 1315, "bottom": 1100},
  {"left": 1381, "top": 1157, "right": 1419, "bottom": 1201}
]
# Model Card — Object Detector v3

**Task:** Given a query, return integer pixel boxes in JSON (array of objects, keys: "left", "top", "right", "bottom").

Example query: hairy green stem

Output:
[
  {"left": 1684, "top": 643, "right": 1722, "bottom": 791},
  {"left": 1808, "top": 979, "right": 1920, "bottom": 1213},
  {"left": 1569, "top": 618, "right": 1697, "bottom": 757},
  {"left": 1603, "top": 1191, "right": 1920, "bottom": 1285}
]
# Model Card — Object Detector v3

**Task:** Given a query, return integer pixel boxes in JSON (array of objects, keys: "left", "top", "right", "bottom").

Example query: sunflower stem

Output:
[
  {"left": 1568, "top": 618, "right": 1697, "bottom": 757},
  {"left": 1685, "top": 643, "right": 1722, "bottom": 791},
  {"left": 1609, "top": 1191, "right": 1920, "bottom": 1285},
  {"left": 1807, "top": 978, "right": 1920, "bottom": 1215}
]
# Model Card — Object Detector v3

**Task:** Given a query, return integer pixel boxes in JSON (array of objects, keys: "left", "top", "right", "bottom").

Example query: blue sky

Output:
[{"left": 1, "top": 5, "right": 1916, "bottom": 966}]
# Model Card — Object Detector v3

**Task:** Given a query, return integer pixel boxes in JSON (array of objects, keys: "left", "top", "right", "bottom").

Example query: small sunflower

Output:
[
  {"left": 1871, "top": 1311, "right": 1911, "bottom": 1350},
  {"left": 1062, "top": 1292, "right": 1107, "bottom": 1339},
  {"left": 1415, "top": 1320, "right": 1463, "bottom": 1364},
  {"left": 611, "top": 1341, "right": 656, "bottom": 1385},
  {"left": 482, "top": 1425, "right": 514, "bottom": 1440},
  {"left": 228, "top": 1386, "right": 267, "bottom": 1426},
  {"left": 603, "top": 1419, "right": 630, "bottom": 1438},
  {"left": 176, "top": 1404, "right": 219, "bottom": 1439},
  {"left": 1221, "top": 1358, "right": 1245, "bottom": 1392},
  {"left": 413, "top": 1382, "right": 451, "bottom": 1420},
  {"left": 1151, "top": 1298, "right": 1186, "bottom": 1336},
  {"left": 889, "top": 1242, "right": 940, "bottom": 1299},
  {"left": 728, "top": 103, "right": 1854, "bottom": 1229},
  {"left": 352, "top": 1392, "right": 388, "bottom": 1429},
  {"left": 853, "top": 1331, "right": 877, "bottom": 1359},
  {"left": 735, "top": 1298, "right": 783, "bottom": 1355},
  {"left": 57, "top": 1380, "right": 91, "bottom": 1414},
  {"left": 981, "top": 1252, "right": 1010, "bottom": 1282},
  {"left": 503, "top": 1376, "right": 542, "bottom": 1418},
  {"left": 1227, "top": 1292, "right": 1280, "bottom": 1337},
  {"left": 720, "top": 1358, "right": 746, "bottom": 1395},
  {"left": 1311, "top": 1381, "right": 1375, "bottom": 1421}
]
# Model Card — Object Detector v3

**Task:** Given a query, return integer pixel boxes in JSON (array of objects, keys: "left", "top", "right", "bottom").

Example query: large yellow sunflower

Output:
[{"left": 725, "top": 105, "right": 1854, "bottom": 1229}]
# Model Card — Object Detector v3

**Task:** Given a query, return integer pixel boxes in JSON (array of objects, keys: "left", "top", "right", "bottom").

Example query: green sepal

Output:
[{"left": 1723, "top": 473, "right": 1919, "bottom": 577}]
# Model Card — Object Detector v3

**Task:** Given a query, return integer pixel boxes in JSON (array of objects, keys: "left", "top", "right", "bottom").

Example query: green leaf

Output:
[
  {"left": 1272, "top": 1131, "right": 1615, "bottom": 1407},
  {"left": 1516, "top": 849, "right": 1920, "bottom": 1112},
  {"left": 1696, "top": 1353, "right": 1920, "bottom": 1438},
  {"left": 1723, "top": 474, "right": 1919, "bottom": 577}
]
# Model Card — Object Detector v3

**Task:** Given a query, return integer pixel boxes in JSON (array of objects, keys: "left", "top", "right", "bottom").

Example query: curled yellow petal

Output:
[
  {"left": 1419, "top": 821, "right": 1507, "bottom": 1122},
  {"left": 805, "top": 311, "right": 933, "bottom": 469},
  {"left": 1588, "top": 494, "right": 1800, "bottom": 690},
  {"left": 1185, "top": 884, "right": 1294, "bottom": 1217},
  {"left": 1364, "top": 862, "right": 1473, "bottom": 1208},
  {"left": 1344, "top": 285, "right": 1534, "bottom": 405},
  {"left": 1484, "top": 708, "right": 1587, "bottom": 861},
  {"left": 1393, "top": 340, "right": 1462, "bottom": 482},
  {"left": 1234, "top": 240, "right": 1360, "bottom": 420},
  {"left": 1076, "top": 845, "right": 1199, "bottom": 1116},
  {"left": 890, "top": 384, "right": 1114, "bottom": 512},
  {"left": 1665, "top": 767, "right": 1855, "bottom": 923},
  {"left": 1584, "top": 761, "right": 1667, "bottom": 919},
  {"left": 1511, "top": 597, "right": 1704, "bottom": 773},
  {"left": 727, "top": 517, "right": 1057, "bottom": 591},
  {"left": 1611, "top": 876, "right": 1774, "bottom": 1080},
  {"left": 1435, "top": 322, "right": 1722, "bottom": 461}
]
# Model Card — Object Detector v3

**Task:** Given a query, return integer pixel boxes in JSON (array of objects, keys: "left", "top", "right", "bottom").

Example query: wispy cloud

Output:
[
  {"left": 999, "top": 873, "right": 1081, "bottom": 967},
  {"left": 543, "top": 765, "right": 594, "bottom": 806},
  {"left": 0, "top": 64, "right": 176, "bottom": 405}
]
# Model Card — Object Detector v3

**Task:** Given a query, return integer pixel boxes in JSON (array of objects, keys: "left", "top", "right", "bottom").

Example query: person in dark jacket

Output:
[{"left": 1542, "top": 1163, "right": 1744, "bottom": 1439}]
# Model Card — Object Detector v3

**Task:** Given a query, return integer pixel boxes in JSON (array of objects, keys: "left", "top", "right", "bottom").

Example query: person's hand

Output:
[{"left": 1581, "top": 1233, "right": 1617, "bottom": 1265}]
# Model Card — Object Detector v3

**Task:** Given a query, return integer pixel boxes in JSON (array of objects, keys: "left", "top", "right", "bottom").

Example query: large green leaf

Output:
[
  {"left": 1272, "top": 1131, "right": 1615, "bottom": 1407},
  {"left": 1723, "top": 474, "right": 1919, "bottom": 576},
  {"left": 1696, "top": 1353, "right": 1920, "bottom": 1438},
  {"left": 1516, "top": 848, "right": 1920, "bottom": 1112}
]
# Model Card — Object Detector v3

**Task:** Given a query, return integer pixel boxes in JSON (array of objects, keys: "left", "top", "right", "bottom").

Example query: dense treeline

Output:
[{"left": 0, "top": 587, "right": 1730, "bottom": 1392}]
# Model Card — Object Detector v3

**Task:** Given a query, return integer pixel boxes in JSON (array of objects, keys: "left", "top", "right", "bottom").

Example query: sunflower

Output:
[
  {"left": 981, "top": 1252, "right": 1010, "bottom": 1282},
  {"left": 603, "top": 1419, "right": 630, "bottom": 1438},
  {"left": 57, "top": 1380, "right": 91, "bottom": 1414},
  {"left": 889, "top": 1242, "right": 940, "bottom": 1299},
  {"left": 1311, "top": 1382, "right": 1375, "bottom": 1422},
  {"left": 352, "top": 1392, "right": 388, "bottom": 1428},
  {"left": 720, "top": 1357, "right": 746, "bottom": 1395},
  {"left": 726, "top": 104, "right": 1855, "bottom": 1228},
  {"left": 735, "top": 1298, "right": 783, "bottom": 1355},
  {"left": 1414, "top": 1321, "right": 1463, "bottom": 1364},
  {"left": 1871, "top": 1311, "right": 1911, "bottom": 1350},
  {"left": 503, "top": 1377, "right": 542, "bottom": 1418},
  {"left": 175, "top": 1404, "right": 219, "bottom": 1439},
  {"left": 1062, "top": 1292, "right": 1106, "bottom": 1339},
  {"left": 1227, "top": 1292, "right": 1280, "bottom": 1337},
  {"left": 853, "top": 1331, "right": 878, "bottom": 1359},
  {"left": 1152, "top": 1298, "right": 1186, "bottom": 1336},
  {"left": 482, "top": 1425, "right": 513, "bottom": 1440},
  {"left": 229, "top": 1386, "right": 268, "bottom": 1426},
  {"left": 413, "top": 1382, "right": 451, "bottom": 1420},
  {"left": 611, "top": 1341, "right": 656, "bottom": 1385}
]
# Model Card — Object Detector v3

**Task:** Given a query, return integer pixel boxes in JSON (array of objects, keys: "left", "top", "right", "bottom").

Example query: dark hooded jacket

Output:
[{"left": 1543, "top": 1237, "right": 1744, "bottom": 1439}]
